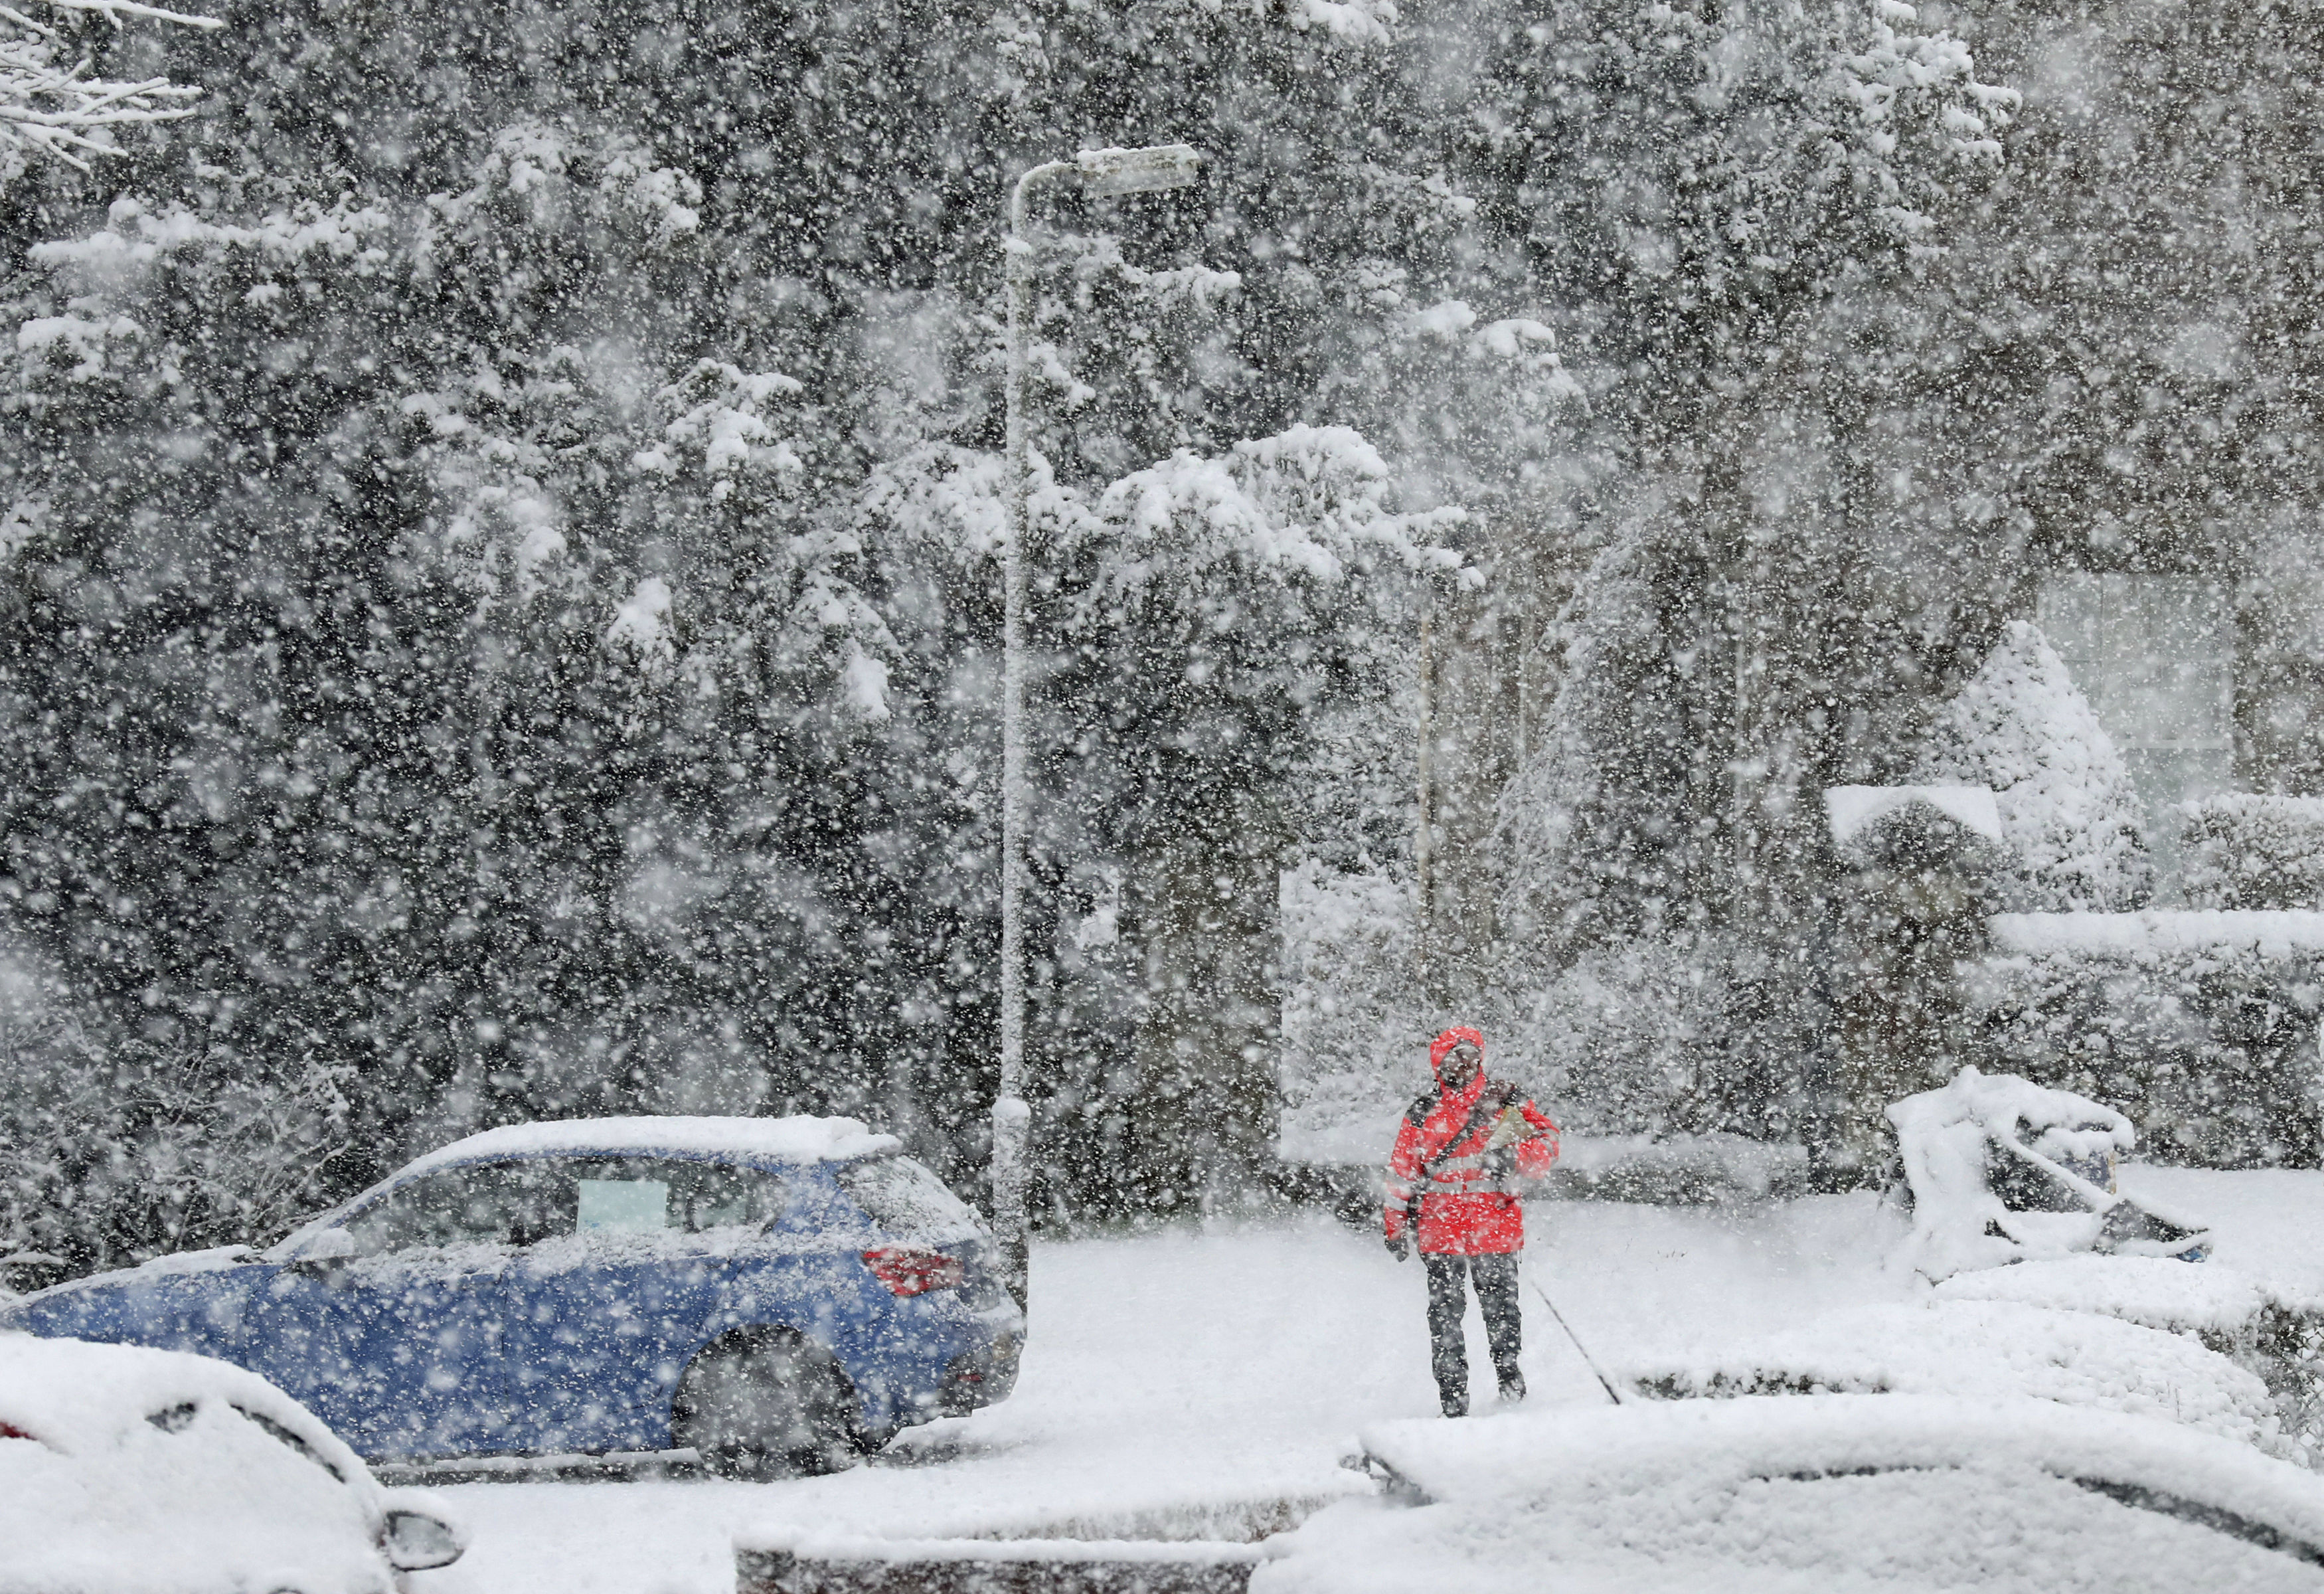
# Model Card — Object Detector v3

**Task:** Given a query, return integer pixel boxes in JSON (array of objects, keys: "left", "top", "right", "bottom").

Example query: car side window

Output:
[
  {"left": 342, "top": 1161, "right": 577, "bottom": 1257},
  {"left": 562, "top": 1157, "right": 786, "bottom": 1241}
]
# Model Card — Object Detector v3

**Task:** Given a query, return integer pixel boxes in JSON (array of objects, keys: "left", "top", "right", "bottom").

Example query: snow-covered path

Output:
[{"left": 411, "top": 1193, "right": 1908, "bottom": 1594}]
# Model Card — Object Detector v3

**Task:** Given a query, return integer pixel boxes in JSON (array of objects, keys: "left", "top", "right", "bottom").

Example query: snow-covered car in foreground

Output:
[
  {"left": 1272, "top": 1395, "right": 2324, "bottom": 1594},
  {"left": 0, "top": 1116, "right": 1023, "bottom": 1476},
  {"left": 1627, "top": 1296, "right": 2295, "bottom": 1457},
  {"left": 1, "top": 1332, "right": 463, "bottom": 1594}
]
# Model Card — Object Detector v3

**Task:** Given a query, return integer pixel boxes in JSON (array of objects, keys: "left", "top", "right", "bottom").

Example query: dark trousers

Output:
[{"left": 1422, "top": 1251, "right": 1523, "bottom": 1417}]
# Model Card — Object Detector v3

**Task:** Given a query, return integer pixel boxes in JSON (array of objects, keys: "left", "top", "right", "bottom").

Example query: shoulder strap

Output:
[{"left": 1420, "top": 1083, "right": 1509, "bottom": 1175}]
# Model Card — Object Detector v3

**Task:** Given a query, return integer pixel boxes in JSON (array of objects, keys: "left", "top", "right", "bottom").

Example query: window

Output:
[
  {"left": 562, "top": 1157, "right": 786, "bottom": 1237},
  {"left": 343, "top": 1160, "right": 576, "bottom": 1257},
  {"left": 2038, "top": 573, "right": 2235, "bottom": 883},
  {"left": 835, "top": 1155, "right": 979, "bottom": 1241},
  {"left": 341, "top": 1155, "right": 785, "bottom": 1257}
]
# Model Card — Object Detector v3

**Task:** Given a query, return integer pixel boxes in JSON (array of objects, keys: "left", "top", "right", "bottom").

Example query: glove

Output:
[
  {"left": 1385, "top": 1233, "right": 1410, "bottom": 1263},
  {"left": 1483, "top": 1104, "right": 1533, "bottom": 1152}
]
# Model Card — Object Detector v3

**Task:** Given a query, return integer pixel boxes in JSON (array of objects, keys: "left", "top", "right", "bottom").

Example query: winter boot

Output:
[{"left": 1497, "top": 1370, "right": 1527, "bottom": 1406}]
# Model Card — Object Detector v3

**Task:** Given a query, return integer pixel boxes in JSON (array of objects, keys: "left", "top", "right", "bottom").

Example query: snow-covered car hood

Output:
[
  {"left": 1360, "top": 1393, "right": 2324, "bottom": 1542},
  {"left": 1256, "top": 1396, "right": 2324, "bottom": 1594},
  {"left": 0, "top": 1333, "right": 461, "bottom": 1594}
]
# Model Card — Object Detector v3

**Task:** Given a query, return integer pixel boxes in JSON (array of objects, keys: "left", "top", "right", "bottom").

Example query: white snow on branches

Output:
[
  {"left": 1287, "top": 0, "right": 1396, "bottom": 46},
  {"left": 0, "top": 0, "right": 218, "bottom": 181}
]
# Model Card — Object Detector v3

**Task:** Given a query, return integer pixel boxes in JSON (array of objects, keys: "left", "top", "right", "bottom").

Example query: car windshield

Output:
[{"left": 835, "top": 1155, "right": 980, "bottom": 1241}]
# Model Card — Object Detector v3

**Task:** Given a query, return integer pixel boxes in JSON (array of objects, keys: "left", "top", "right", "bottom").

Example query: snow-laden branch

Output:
[{"left": 0, "top": 0, "right": 219, "bottom": 177}]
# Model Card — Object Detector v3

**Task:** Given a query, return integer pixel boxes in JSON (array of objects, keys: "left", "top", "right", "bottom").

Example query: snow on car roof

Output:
[
  {"left": 1625, "top": 1299, "right": 2283, "bottom": 1456},
  {"left": 396, "top": 1114, "right": 902, "bottom": 1178},
  {"left": 1936, "top": 1255, "right": 2318, "bottom": 1335},
  {"left": 1360, "top": 1393, "right": 2324, "bottom": 1552}
]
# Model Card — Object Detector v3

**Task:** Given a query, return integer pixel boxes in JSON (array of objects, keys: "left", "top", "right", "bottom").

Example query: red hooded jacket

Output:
[{"left": 1383, "top": 1027, "right": 1559, "bottom": 1255}]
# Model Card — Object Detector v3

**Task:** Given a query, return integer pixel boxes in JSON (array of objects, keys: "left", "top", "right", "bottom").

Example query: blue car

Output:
[{"left": 0, "top": 1116, "right": 1025, "bottom": 1476}]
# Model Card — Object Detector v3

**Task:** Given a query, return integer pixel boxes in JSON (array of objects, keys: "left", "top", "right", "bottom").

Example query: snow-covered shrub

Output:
[
  {"left": 0, "top": 951, "right": 351, "bottom": 1273},
  {"left": 1965, "top": 919, "right": 2324, "bottom": 1168},
  {"left": 1911, "top": 620, "right": 2153, "bottom": 911},
  {"left": 2177, "top": 796, "right": 2324, "bottom": 910}
]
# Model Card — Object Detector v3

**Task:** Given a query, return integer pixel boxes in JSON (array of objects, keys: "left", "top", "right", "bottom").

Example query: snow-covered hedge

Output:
[
  {"left": 2177, "top": 795, "right": 2324, "bottom": 911},
  {"left": 1966, "top": 914, "right": 2324, "bottom": 1168}
]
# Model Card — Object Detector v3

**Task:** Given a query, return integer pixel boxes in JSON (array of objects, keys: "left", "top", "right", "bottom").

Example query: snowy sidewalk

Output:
[{"left": 414, "top": 1194, "right": 1909, "bottom": 1594}]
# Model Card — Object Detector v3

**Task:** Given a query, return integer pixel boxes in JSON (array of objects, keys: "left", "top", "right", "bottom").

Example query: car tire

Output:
[{"left": 671, "top": 1334, "right": 860, "bottom": 1480}]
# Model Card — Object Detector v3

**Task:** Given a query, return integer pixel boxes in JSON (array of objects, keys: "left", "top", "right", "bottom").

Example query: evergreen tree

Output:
[{"left": 1911, "top": 619, "right": 2152, "bottom": 911}]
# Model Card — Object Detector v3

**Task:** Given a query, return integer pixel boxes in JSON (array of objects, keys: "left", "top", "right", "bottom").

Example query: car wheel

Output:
[{"left": 672, "top": 1334, "right": 859, "bottom": 1479}]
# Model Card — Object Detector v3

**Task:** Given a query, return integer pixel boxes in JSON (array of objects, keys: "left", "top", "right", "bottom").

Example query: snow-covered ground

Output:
[{"left": 410, "top": 1170, "right": 2312, "bottom": 1594}]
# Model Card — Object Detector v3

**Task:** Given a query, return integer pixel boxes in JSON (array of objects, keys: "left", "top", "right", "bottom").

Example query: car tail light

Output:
[
  {"left": 861, "top": 1244, "right": 963, "bottom": 1297},
  {"left": 0, "top": 1420, "right": 33, "bottom": 1441}
]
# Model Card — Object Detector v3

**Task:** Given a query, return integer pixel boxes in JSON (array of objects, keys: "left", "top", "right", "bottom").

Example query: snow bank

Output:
[
  {"left": 1629, "top": 1298, "right": 2285, "bottom": 1456},
  {"left": 1990, "top": 909, "right": 2324, "bottom": 956},
  {"left": 1826, "top": 783, "right": 2001, "bottom": 846}
]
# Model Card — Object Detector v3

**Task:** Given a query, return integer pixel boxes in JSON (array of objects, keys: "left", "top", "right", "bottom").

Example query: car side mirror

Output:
[
  {"left": 380, "top": 1507, "right": 465, "bottom": 1571},
  {"left": 286, "top": 1228, "right": 356, "bottom": 1272}
]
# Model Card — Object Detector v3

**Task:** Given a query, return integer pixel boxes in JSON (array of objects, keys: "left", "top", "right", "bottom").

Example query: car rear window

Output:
[{"left": 835, "top": 1155, "right": 981, "bottom": 1241}]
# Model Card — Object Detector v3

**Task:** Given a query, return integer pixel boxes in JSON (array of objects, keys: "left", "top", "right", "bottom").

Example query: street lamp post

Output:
[{"left": 994, "top": 143, "right": 1202, "bottom": 1310}]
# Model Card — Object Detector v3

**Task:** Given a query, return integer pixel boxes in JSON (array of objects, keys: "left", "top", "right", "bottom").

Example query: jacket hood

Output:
[{"left": 1430, "top": 1026, "right": 1486, "bottom": 1086}]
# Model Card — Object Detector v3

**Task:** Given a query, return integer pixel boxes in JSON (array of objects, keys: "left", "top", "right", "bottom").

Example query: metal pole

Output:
[
  {"left": 1521, "top": 1268, "right": 1625, "bottom": 1405},
  {"left": 995, "top": 161, "right": 1070, "bottom": 1311},
  {"left": 993, "top": 147, "right": 1199, "bottom": 1312},
  {"left": 1415, "top": 604, "right": 1436, "bottom": 1003}
]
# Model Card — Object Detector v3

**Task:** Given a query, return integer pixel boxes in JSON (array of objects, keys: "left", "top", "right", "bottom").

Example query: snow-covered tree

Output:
[
  {"left": 1912, "top": 620, "right": 2153, "bottom": 911},
  {"left": 0, "top": 0, "right": 215, "bottom": 183}
]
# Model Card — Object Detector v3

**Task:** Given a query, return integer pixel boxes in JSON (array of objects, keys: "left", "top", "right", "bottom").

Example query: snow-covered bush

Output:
[
  {"left": 0, "top": 948, "right": 351, "bottom": 1272},
  {"left": 2177, "top": 795, "right": 2324, "bottom": 911},
  {"left": 1911, "top": 620, "right": 2153, "bottom": 911},
  {"left": 1965, "top": 919, "right": 2324, "bottom": 1168}
]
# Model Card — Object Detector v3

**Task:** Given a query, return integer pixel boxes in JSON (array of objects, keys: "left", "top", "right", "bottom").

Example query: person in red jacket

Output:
[{"left": 1384, "top": 1026, "right": 1559, "bottom": 1417}]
